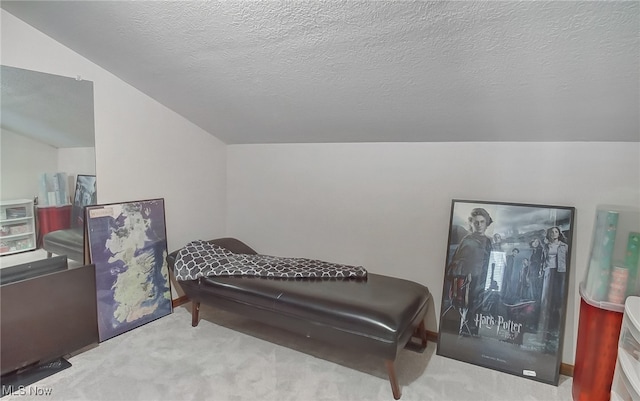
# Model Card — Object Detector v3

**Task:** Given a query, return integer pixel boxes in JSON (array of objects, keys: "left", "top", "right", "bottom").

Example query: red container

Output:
[
  {"left": 36, "top": 205, "right": 71, "bottom": 247},
  {"left": 572, "top": 286, "right": 624, "bottom": 401}
]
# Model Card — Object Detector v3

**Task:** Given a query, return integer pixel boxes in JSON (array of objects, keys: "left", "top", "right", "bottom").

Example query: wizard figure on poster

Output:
[{"left": 444, "top": 207, "right": 493, "bottom": 336}]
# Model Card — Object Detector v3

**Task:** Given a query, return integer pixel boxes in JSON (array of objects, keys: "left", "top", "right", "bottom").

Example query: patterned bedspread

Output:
[{"left": 173, "top": 240, "right": 367, "bottom": 280}]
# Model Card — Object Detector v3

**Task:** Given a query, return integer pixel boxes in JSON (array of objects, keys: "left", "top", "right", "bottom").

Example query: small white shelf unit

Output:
[
  {"left": 612, "top": 296, "right": 640, "bottom": 401},
  {"left": 0, "top": 199, "right": 36, "bottom": 256}
]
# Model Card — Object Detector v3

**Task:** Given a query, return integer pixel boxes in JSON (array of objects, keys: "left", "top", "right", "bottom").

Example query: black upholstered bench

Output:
[
  {"left": 43, "top": 228, "right": 84, "bottom": 262},
  {"left": 167, "top": 238, "right": 430, "bottom": 399}
]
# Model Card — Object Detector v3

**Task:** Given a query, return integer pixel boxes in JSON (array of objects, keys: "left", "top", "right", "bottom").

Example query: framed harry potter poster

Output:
[{"left": 437, "top": 199, "right": 575, "bottom": 385}]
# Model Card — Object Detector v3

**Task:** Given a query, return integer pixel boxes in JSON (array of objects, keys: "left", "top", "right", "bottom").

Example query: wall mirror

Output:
[{"left": 0, "top": 65, "right": 96, "bottom": 268}]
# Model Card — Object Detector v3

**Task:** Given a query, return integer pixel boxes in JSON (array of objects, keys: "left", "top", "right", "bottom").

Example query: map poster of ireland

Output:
[{"left": 86, "top": 198, "right": 172, "bottom": 342}]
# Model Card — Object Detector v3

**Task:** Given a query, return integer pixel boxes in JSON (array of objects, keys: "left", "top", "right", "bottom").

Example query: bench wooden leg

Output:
[
  {"left": 385, "top": 359, "right": 401, "bottom": 400},
  {"left": 405, "top": 319, "right": 428, "bottom": 352},
  {"left": 417, "top": 319, "right": 427, "bottom": 348},
  {"left": 191, "top": 301, "right": 200, "bottom": 327}
]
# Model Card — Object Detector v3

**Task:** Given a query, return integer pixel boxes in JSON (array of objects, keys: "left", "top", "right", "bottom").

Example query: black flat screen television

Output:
[{"left": 0, "top": 260, "right": 99, "bottom": 382}]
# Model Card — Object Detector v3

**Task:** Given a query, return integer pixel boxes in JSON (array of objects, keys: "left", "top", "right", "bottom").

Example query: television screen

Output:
[{"left": 1, "top": 263, "right": 99, "bottom": 376}]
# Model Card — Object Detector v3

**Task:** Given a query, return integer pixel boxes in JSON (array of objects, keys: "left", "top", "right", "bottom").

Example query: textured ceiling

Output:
[
  {"left": 2, "top": 1, "right": 638, "bottom": 144},
  {"left": 1, "top": 65, "right": 95, "bottom": 148}
]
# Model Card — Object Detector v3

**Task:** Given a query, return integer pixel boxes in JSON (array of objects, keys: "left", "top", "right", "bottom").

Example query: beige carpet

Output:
[{"left": 3, "top": 304, "right": 573, "bottom": 401}]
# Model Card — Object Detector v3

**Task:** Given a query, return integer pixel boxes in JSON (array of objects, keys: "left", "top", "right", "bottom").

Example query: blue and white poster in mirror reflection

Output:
[
  {"left": 86, "top": 198, "right": 172, "bottom": 342},
  {"left": 71, "top": 174, "right": 97, "bottom": 228}
]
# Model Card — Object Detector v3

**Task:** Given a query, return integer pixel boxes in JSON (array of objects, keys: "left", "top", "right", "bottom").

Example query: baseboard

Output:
[
  {"left": 426, "top": 329, "right": 438, "bottom": 343},
  {"left": 560, "top": 363, "right": 574, "bottom": 377},
  {"left": 171, "top": 298, "right": 575, "bottom": 378},
  {"left": 425, "top": 330, "right": 574, "bottom": 377}
]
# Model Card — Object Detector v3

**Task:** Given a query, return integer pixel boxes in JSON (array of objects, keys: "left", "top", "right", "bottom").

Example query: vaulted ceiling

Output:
[{"left": 2, "top": 1, "right": 638, "bottom": 144}]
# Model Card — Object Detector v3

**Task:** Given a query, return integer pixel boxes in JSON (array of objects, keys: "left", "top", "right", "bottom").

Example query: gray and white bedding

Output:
[{"left": 173, "top": 240, "right": 367, "bottom": 280}]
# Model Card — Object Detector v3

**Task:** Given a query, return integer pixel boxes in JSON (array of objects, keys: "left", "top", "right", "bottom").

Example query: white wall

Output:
[
  {"left": 227, "top": 142, "right": 640, "bottom": 365},
  {"left": 58, "top": 147, "right": 97, "bottom": 197},
  {"left": 1, "top": 10, "right": 228, "bottom": 255},
  {"left": 0, "top": 128, "right": 96, "bottom": 202},
  {"left": 58, "top": 147, "right": 96, "bottom": 176},
  {"left": 1, "top": 128, "right": 58, "bottom": 200}
]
